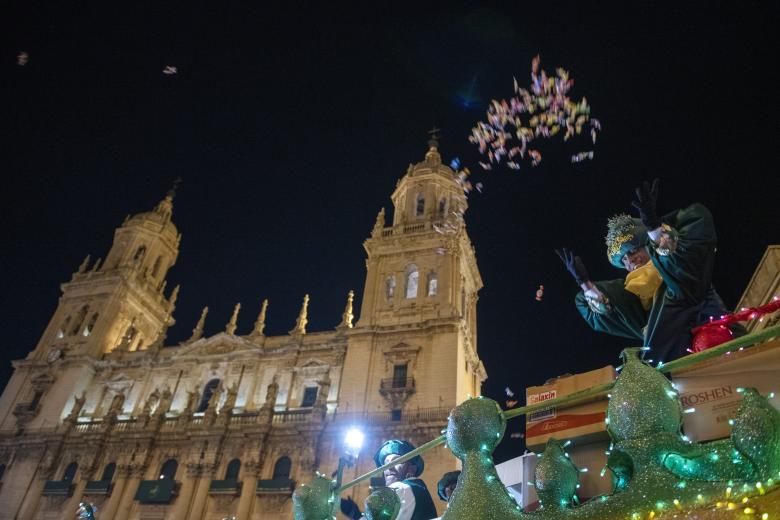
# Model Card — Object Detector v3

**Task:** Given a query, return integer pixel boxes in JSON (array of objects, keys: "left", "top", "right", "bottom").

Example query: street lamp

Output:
[
  {"left": 335, "top": 427, "right": 365, "bottom": 488},
  {"left": 344, "top": 428, "right": 365, "bottom": 458}
]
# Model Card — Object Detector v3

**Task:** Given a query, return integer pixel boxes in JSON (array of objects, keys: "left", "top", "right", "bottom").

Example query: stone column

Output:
[
  {"left": 113, "top": 467, "right": 143, "bottom": 520},
  {"left": 16, "top": 475, "right": 46, "bottom": 520},
  {"left": 98, "top": 474, "right": 127, "bottom": 520},
  {"left": 186, "top": 467, "right": 213, "bottom": 520},
  {"left": 169, "top": 465, "right": 198, "bottom": 519},
  {"left": 235, "top": 461, "right": 259, "bottom": 520},
  {"left": 64, "top": 477, "right": 89, "bottom": 518}
]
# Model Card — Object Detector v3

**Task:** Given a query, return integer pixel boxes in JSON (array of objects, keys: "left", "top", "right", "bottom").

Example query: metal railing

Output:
[
  {"left": 272, "top": 409, "right": 312, "bottom": 424},
  {"left": 332, "top": 407, "right": 448, "bottom": 426},
  {"left": 380, "top": 377, "right": 415, "bottom": 391}
]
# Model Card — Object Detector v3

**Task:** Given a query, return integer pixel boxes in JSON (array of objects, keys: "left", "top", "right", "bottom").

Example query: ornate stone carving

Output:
[{"left": 65, "top": 392, "right": 86, "bottom": 422}]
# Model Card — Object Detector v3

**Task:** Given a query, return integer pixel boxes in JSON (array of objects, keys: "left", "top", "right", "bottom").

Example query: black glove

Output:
[
  {"left": 631, "top": 178, "right": 661, "bottom": 229},
  {"left": 555, "top": 248, "right": 590, "bottom": 286},
  {"left": 340, "top": 497, "right": 362, "bottom": 520}
]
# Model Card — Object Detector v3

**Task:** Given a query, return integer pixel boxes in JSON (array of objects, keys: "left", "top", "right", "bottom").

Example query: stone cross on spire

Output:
[
  {"left": 338, "top": 290, "right": 355, "bottom": 329},
  {"left": 226, "top": 303, "right": 241, "bottom": 336},
  {"left": 290, "top": 294, "right": 310, "bottom": 335},
  {"left": 426, "top": 126, "right": 442, "bottom": 164},
  {"left": 187, "top": 307, "right": 208, "bottom": 343},
  {"left": 167, "top": 176, "right": 182, "bottom": 200},
  {"left": 251, "top": 299, "right": 269, "bottom": 337}
]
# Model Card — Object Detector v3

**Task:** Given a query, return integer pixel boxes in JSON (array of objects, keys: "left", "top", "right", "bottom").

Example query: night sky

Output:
[{"left": 2, "top": 2, "right": 778, "bottom": 462}]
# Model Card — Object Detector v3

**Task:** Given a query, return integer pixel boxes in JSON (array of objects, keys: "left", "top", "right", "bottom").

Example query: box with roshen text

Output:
[{"left": 671, "top": 338, "right": 780, "bottom": 442}]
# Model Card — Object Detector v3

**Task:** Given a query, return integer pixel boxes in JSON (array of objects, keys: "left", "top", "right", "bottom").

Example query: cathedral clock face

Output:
[{"left": 47, "top": 348, "right": 62, "bottom": 363}]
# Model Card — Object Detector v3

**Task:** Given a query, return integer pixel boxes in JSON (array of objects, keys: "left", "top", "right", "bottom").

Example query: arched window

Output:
[
  {"left": 405, "top": 265, "right": 419, "bottom": 299},
  {"left": 438, "top": 197, "right": 447, "bottom": 217},
  {"left": 196, "top": 379, "right": 220, "bottom": 413},
  {"left": 385, "top": 276, "right": 396, "bottom": 300},
  {"left": 272, "top": 456, "right": 291, "bottom": 479},
  {"left": 133, "top": 245, "right": 147, "bottom": 263},
  {"left": 158, "top": 459, "right": 178, "bottom": 480},
  {"left": 101, "top": 462, "right": 116, "bottom": 482},
  {"left": 224, "top": 459, "right": 241, "bottom": 481},
  {"left": 83, "top": 313, "right": 99, "bottom": 336},
  {"left": 415, "top": 193, "right": 425, "bottom": 217},
  {"left": 58, "top": 316, "right": 71, "bottom": 339},
  {"left": 70, "top": 306, "right": 89, "bottom": 336},
  {"left": 62, "top": 462, "right": 78, "bottom": 483},
  {"left": 151, "top": 256, "right": 163, "bottom": 278},
  {"left": 427, "top": 272, "right": 438, "bottom": 296}
]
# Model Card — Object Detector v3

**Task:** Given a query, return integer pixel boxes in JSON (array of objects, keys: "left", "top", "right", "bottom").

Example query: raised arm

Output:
[{"left": 632, "top": 180, "right": 717, "bottom": 302}]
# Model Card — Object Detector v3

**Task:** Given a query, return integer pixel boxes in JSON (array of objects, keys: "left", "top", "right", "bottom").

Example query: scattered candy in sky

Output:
[
  {"left": 469, "top": 55, "right": 601, "bottom": 170},
  {"left": 17, "top": 52, "right": 29, "bottom": 66},
  {"left": 535, "top": 285, "right": 544, "bottom": 301},
  {"left": 506, "top": 399, "right": 519, "bottom": 408},
  {"left": 505, "top": 386, "right": 515, "bottom": 397},
  {"left": 433, "top": 157, "right": 480, "bottom": 237},
  {"left": 571, "top": 151, "right": 594, "bottom": 163},
  {"left": 163, "top": 65, "right": 178, "bottom": 75},
  {"left": 510, "top": 432, "right": 524, "bottom": 439}
]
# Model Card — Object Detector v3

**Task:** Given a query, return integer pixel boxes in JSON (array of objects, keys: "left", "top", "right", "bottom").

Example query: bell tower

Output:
[
  {"left": 357, "top": 134, "right": 481, "bottom": 335},
  {"left": 0, "top": 188, "right": 181, "bottom": 432},
  {"left": 343, "top": 135, "right": 485, "bottom": 420},
  {"left": 32, "top": 188, "right": 181, "bottom": 362}
]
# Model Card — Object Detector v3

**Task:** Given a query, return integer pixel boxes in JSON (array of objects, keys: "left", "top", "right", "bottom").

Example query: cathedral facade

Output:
[{"left": 0, "top": 142, "right": 486, "bottom": 520}]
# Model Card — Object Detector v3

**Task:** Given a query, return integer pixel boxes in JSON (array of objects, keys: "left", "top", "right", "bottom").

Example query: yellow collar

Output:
[{"left": 624, "top": 260, "right": 663, "bottom": 310}]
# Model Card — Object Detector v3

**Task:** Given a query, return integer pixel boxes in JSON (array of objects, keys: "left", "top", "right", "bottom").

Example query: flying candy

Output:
[
  {"left": 163, "top": 65, "right": 178, "bottom": 75},
  {"left": 469, "top": 55, "right": 601, "bottom": 170},
  {"left": 571, "top": 151, "right": 594, "bottom": 163},
  {"left": 535, "top": 285, "right": 544, "bottom": 301},
  {"left": 17, "top": 52, "right": 29, "bottom": 66}
]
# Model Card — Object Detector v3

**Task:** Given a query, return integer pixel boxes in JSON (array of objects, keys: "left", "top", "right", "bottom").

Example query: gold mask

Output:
[{"left": 624, "top": 260, "right": 663, "bottom": 310}]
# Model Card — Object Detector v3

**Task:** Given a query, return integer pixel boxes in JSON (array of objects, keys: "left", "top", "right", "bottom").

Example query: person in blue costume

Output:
[
  {"left": 436, "top": 470, "right": 460, "bottom": 502},
  {"left": 340, "top": 439, "right": 438, "bottom": 520},
  {"left": 557, "top": 179, "right": 743, "bottom": 362}
]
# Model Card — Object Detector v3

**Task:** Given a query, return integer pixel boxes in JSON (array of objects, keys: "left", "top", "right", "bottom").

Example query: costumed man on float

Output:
[
  {"left": 557, "top": 179, "right": 743, "bottom": 361},
  {"left": 341, "top": 439, "right": 438, "bottom": 520}
]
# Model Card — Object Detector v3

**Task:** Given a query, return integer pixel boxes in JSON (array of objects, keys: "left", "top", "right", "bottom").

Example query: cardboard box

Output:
[
  {"left": 525, "top": 365, "right": 616, "bottom": 451},
  {"left": 671, "top": 338, "right": 780, "bottom": 442}
]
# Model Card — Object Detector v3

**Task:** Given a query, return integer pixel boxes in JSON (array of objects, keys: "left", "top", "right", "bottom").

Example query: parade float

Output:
[{"left": 292, "top": 323, "right": 780, "bottom": 519}]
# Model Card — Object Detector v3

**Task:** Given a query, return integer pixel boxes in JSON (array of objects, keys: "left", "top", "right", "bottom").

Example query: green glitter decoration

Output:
[
  {"left": 607, "top": 348, "right": 683, "bottom": 442},
  {"left": 534, "top": 438, "right": 580, "bottom": 509},
  {"left": 731, "top": 387, "right": 780, "bottom": 479},
  {"left": 292, "top": 345, "right": 780, "bottom": 519},
  {"left": 364, "top": 487, "right": 401, "bottom": 520},
  {"left": 443, "top": 396, "right": 524, "bottom": 519},
  {"left": 292, "top": 474, "right": 334, "bottom": 520}
]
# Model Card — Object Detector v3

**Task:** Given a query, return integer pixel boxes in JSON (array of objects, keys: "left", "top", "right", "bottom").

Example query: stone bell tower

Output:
[
  {"left": 0, "top": 188, "right": 181, "bottom": 431},
  {"left": 35, "top": 188, "right": 181, "bottom": 360},
  {"left": 343, "top": 134, "right": 486, "bottom": 417}
]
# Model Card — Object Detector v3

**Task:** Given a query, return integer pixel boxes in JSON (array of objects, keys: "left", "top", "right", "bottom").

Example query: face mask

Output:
[{"left": 624, "top": 260, "right": 663, "bottom": 310}]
